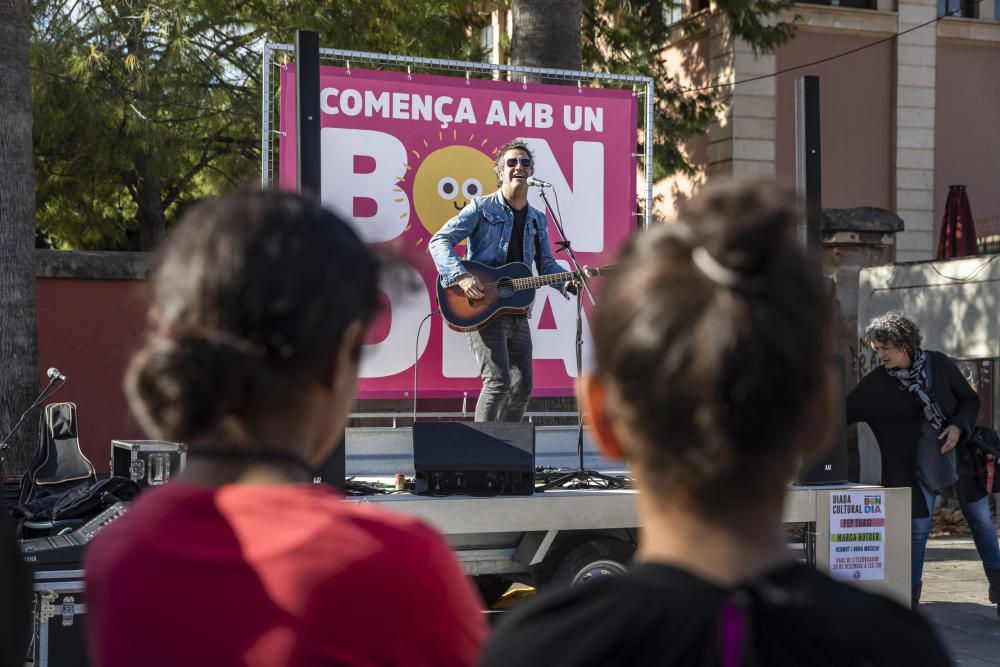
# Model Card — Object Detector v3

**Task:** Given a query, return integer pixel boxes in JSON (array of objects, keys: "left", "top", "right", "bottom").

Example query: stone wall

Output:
[{"left": 36, "top": 249, "right": 151, "bottom": 280}]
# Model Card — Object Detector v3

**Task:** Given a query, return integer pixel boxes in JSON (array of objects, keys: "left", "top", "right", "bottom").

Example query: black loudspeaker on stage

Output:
[
  {"left": 412, "top": 422, "right": 535, "bottom": 496},
  {"left": 796, "top": 352, "right": 849, "bottom": 485}
]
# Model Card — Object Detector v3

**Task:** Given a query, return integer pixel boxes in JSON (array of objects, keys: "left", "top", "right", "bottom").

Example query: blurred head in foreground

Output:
[
  {"left": 582, "top": 179, "right": 833, "bottom": 517},
  {"left": 126, "top": 188, "right": 378, "bottom": 472}
]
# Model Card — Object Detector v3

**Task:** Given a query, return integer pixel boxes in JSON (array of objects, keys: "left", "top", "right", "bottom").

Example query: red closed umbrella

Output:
[{"left": 937, "top": 184, "right": 980, "bottom": 259}]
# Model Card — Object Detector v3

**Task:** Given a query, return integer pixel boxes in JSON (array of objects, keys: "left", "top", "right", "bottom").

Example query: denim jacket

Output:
[{"left": 429, "top": 190, "right": 564, "bottom": 287}]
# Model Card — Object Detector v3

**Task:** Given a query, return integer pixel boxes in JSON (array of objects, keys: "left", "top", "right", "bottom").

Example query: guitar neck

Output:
[{"left": 511, "top": 269, "right": 590, "bottom": 291}]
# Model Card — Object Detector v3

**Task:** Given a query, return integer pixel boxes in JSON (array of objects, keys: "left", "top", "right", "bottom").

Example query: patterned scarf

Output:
[{"left": 886, "top": 350, "right": 944, "bottom": 430}]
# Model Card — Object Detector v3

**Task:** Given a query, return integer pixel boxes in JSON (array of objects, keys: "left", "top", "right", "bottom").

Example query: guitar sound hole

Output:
[{"left": 496, "top": 278, "right": 515, "bottom": 298}]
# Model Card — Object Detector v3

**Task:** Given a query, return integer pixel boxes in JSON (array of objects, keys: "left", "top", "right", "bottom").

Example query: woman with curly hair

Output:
[{"left": 848, "top": 311, "right": 1000, "bottom": 613}]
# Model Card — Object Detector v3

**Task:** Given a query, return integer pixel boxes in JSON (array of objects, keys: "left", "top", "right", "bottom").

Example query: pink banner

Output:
[{"left": 279, "top": 66, "right": 637, "bottom": 398}]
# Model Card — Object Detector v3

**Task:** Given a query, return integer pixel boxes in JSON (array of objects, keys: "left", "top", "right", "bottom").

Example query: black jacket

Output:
[
  {"left": 847, "top": 350, "right": 980, "bottom": 518},
  {"left": 1, "top": 504, "right": 31, "bottom": 667},
  {"left": 481, "top": 562, "right": 952, "bottom": 667}
]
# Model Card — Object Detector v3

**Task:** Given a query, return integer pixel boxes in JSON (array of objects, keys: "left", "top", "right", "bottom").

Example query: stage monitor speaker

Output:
[
  {"left": 413, "top": 422, "right": 534, "bottom": 496},
  {"left": 796, "top": 352, "right": 849, "bottom": 485}
]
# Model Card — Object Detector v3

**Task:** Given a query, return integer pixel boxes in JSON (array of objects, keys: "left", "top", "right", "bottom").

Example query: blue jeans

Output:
[
  {"left": 467, "top": 314, "right": 532, "bottom": 422},
  {"left": 911, "top": 480, "right": 1000, "bottom": 583}
]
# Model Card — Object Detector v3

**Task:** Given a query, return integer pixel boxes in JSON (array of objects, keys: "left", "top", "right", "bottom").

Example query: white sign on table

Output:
[{"left": 829, "top": 490, "right": 885, "bottom": 581}]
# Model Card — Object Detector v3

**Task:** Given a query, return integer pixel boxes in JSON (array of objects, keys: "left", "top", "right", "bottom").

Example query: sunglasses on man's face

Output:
[{"left": 505, "top": 157, "right": 532, "bottom": 168}]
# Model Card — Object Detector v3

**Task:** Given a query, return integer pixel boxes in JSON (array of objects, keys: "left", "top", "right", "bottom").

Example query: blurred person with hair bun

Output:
[
  {"left": 480, "top": 180, "right": 951, "bottom": 667},
  {"left": 84, "top": 189, "right": 486, "bottom": 667}
]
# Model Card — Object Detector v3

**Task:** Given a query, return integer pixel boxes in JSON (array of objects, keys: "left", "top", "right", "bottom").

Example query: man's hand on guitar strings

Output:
[{"left": 457, "top": 273, "right": 486, "bottom": 301}]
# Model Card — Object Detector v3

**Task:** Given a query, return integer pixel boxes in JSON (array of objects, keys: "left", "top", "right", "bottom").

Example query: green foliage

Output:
[
  {"left": 31, "top": 0, "right": 793, "bottom": 247},
  {"left": 582, "top": 0, "right": 797, "bottom": 181},
  {"left": 31, "top": 0, "right": 488, "bottom": 250}
]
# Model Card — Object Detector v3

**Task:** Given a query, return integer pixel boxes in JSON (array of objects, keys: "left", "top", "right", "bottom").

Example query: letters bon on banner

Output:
[{"left": 279, "top": 66, "right": 637, "bottom": 398}]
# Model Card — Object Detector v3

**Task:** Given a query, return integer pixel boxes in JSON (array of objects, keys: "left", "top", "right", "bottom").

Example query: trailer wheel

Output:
[
  {"left": 473, "top": 575, "right": 513, "bottom": 606},
  {"left": 546, "top": 537, "right": 634, "bottom": 587}
]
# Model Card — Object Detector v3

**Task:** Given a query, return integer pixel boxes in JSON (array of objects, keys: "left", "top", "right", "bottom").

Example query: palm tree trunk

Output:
[
  {"left": 0, "top": 0, "right": 41, "bottom": 475},
  {"left": 510, "top": 0, "right": 583, "bottom": 78},
  {"left": 510, "top": 0, "right": 583, "bottom": 423}
]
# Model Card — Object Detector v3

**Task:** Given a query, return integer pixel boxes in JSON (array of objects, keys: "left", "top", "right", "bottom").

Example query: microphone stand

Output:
[
  {"left": 0, "top": 376, "right": 64, "bottom": 476},
  {"left": 533, "top": 186, "right": 625, "bottom": 491}
]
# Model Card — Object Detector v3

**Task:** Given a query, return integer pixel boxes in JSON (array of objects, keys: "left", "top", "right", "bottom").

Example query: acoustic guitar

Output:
[{"left": 436, "top": 260, "right": 611, "bottom": 332}]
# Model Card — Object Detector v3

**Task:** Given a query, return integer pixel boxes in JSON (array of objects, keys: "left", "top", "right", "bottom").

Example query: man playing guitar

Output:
[{"left": 429, "top": 139, "right": 573, "bottom": 422}]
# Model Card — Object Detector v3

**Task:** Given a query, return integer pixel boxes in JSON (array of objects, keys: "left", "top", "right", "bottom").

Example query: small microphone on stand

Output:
[
  {"left": 1, "top": 367, "right": 68, "bottom": 460},
  {"left": 526, "top": 176, "right": 553, "bottom": 188}
]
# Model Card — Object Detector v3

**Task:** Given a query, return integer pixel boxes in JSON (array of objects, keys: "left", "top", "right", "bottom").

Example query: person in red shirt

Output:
[{"left": 84, "top": 189, "right": 486, "bottom": 667}]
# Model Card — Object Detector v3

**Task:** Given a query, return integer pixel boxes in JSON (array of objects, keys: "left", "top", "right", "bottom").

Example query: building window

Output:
[
  {"left": 481, "top": 24, "right": 494, "bottom": 63},
  {"left": 797, "top": 0, "right": 875, "bottom": 8},
  {"left": 939, "top": 0, "right": 978, "bottom": 16},
  {"left": 662, "top": 0, "right": 708, "bottom": 25},
  {"left": 663, "top": 0, "right": 684, "bottom": 24}
]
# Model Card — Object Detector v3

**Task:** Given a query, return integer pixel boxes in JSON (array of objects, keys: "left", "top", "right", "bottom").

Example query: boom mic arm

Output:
[{"left": 0, "top": 369, "right": 66, "bottom": 457}]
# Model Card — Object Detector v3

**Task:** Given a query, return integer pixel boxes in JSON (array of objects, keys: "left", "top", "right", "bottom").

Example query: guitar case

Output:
[{"left": 18, "top": 402, "right": 97, "bottom": 505}]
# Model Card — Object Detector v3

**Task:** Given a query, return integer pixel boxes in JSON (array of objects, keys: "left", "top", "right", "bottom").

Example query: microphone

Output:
[
  {"left": 47, "top": 367, "right": 67, "bottom": 382},
  {"left": 526, "top": 176, "right": 553, "bottom": 188}
]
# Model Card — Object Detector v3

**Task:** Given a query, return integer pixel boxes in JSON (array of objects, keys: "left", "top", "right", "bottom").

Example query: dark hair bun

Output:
[
  {"left": 685, "top": 180, "right": 799, "bottom": 281},
  {"left": 592, "top": 179, "right": 829, "bottom": 509},
  {"left": 125, "top": 189, "right": 378, "bottom": 445},
  {"left": 126, "top": 330, "right": 266, "bottom": 443}
]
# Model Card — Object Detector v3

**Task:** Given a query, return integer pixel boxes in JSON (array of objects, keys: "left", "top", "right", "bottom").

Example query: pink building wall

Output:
[
  {"left": 934, "top": 42, "right": 1000, "bottom": 239},
  {"left": 35, "top": 278, "right": 148, "bottom": 471},
  {"left": 775, "top": 31, "right": 894, "bottom": 210}
]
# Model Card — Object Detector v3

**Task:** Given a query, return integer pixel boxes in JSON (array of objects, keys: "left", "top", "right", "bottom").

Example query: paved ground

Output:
[{"left": 923, "top": 537, "right": 1000, "bottom": 666}]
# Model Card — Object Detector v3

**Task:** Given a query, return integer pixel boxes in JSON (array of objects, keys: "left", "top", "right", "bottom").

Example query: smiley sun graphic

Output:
[{"left": 410, "top": 133, "right": 496, "bottom": 238}]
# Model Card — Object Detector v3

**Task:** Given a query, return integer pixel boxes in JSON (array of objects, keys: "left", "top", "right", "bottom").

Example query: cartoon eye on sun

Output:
[
  {"left": 437, "top": 177, "right": 458, "bottom": 200},
  {"left": 413, "top": 144, "right": 495, "bottom": 236},
  {"left": 437, "top": 177, "right": 484, "bottom": 203}
]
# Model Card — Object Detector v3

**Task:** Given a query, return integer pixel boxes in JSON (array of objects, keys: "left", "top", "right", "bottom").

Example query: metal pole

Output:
[
  {"left": 644, "top": 78, "right": 654, "bottom": 230},
  {"left": 295, "top": 30, "right": 321, "bottom": 197},
  {"left": 261, "top": 46, "right": 271, "bottom": 187},
  {"left": 794, "top": 75, "right": 822, "bottom": 259}
]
